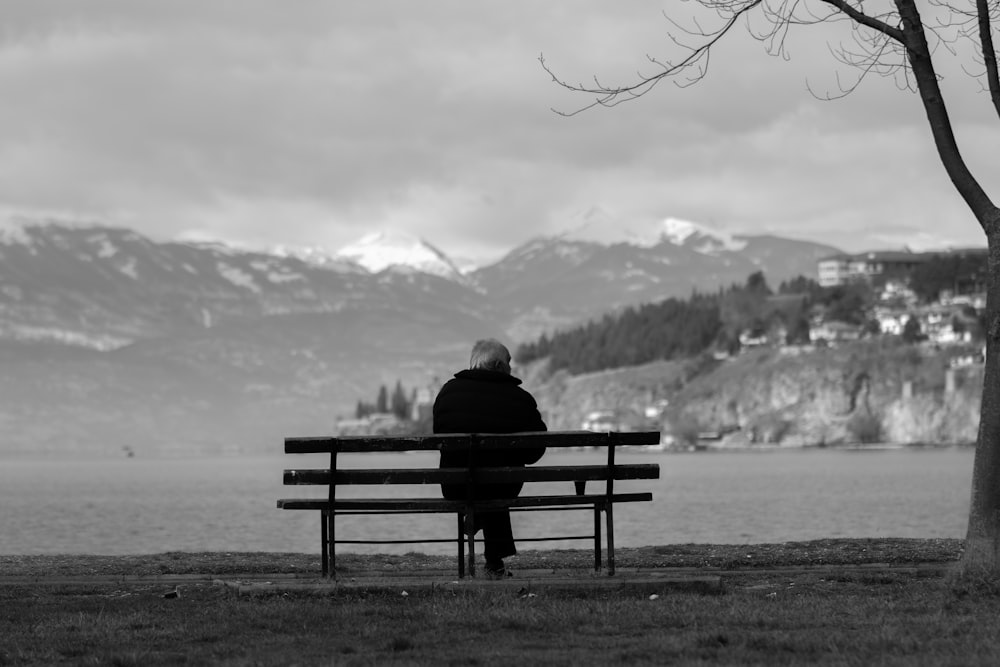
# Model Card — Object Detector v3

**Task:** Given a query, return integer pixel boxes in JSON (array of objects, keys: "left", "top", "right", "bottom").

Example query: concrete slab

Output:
[
  {"left": 215, "top": 570, "right": 723, "bottom": 597},
  {"left": 0, "top": 562, "right": 947, "bottom": 595}
]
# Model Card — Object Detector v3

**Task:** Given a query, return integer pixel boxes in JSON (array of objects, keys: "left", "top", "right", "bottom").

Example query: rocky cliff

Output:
[{"left": 525, "top": 339, "right": 983, "bottom": 447}]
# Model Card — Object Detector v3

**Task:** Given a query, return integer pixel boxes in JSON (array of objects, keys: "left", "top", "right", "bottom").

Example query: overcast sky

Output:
[{"left": 0, "top": 1, "right": 996, "bottom": 264}]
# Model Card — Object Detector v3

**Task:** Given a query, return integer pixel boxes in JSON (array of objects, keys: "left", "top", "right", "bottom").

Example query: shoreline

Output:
[{"left": 0, "top": 440, "right": 977, "bottom": 459}]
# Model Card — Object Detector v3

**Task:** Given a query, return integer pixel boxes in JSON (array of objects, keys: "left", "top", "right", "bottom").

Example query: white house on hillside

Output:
[
  {"left": 817, "top": 251, "right": 928, "bottom": 287},
  {"left": 810, "top": 320, "right": 862, "bottom": 343}
]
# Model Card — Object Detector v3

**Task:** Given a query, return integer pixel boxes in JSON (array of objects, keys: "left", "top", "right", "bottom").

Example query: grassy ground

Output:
[
  {"left": 2, "top": 538, "right": 996, "bottom": 666},
  {"left": 0, "top": 537, "right": 964, "bottom": 578}
]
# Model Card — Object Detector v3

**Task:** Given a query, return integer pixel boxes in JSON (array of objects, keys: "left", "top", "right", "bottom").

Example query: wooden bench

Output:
[{"left": 277, "top": 430, "right": 661, "bottom": 578}]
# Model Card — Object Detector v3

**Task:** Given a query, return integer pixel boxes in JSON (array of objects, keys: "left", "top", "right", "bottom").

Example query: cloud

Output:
[{"left": 0, "top": 1, "right": 995, "bottom": 263}]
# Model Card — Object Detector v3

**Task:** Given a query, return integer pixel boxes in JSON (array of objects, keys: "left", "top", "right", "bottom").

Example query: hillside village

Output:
[
  {"left": 344, "top": 246, "right": 989, "bottom": 440},
  {"left": 805, "top": 248, "right": 986, "bottom": 349}
]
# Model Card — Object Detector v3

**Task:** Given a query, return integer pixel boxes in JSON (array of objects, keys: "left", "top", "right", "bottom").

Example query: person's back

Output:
[{"left": 433, "top": 338, "right": 546, "bottom": 577}]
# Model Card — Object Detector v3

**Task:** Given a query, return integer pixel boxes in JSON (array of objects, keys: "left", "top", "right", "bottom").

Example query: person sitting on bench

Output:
[{"left": 433, "top": 338, "right": 547, "bottom": 578}]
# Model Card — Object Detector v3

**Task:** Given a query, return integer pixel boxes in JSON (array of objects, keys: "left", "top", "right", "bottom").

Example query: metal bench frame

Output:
[{"left": 278, "top": 430, "right": 660, "bottom": 578}]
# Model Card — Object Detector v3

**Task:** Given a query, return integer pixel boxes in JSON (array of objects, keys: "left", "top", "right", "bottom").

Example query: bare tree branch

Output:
[
  {"left": 976, "top": 0, "right": 1000, "bottom": 119},
  {"left": 542, "top": 0, "right": 918, "bottom": 115},
  {"left": 540, "top": 1, "right": 764, "bottom": 116},
  {"left": 808, "top": 29, "right": 900, "bottom": 99},
  {"left": 815, "top": 0, "right": 905, "bottom": 42},
  {"left": 543, "top": 0, "right": 1000, "bottom": 578}
]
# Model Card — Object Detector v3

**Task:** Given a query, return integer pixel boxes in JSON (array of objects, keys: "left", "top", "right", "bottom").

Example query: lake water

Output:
[{"left": 0, "top": 447, "right": 973, "bottom": 556}]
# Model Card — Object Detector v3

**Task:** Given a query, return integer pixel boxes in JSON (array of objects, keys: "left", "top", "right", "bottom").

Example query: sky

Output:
[{"left": 0, "top": 0, "right": 996, "bottom": 266}]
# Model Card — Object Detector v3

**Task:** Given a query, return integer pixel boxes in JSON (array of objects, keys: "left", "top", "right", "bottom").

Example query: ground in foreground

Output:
[{"left": 2, "top": 539, "right": 996, "bottom": 666}]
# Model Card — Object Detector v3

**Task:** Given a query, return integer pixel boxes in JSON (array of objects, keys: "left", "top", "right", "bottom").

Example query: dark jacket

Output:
[{"left": 433, "top": 368, "right": 547, "bottom": 501}]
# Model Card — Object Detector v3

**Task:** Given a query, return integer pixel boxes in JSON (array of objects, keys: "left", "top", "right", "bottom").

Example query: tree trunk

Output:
[
  {"left": 892, "top": 0, "right": 1000, "bottom": 573},
  {"left": 896, "top": 0, "right": 993, "bottom": 217},
  {"left": 961, "top": 226, "right": 1000, "bottom": 573}
]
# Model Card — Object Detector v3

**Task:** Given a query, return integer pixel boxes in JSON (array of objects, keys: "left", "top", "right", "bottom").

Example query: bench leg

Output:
[
  {"left": 605, "top": 502, "right": 615, "bottom": 576},
  {"left": 457, "top": 513, "right": 466, "bottom": 578},
  {"left": 465, "top": 509, "right": 476, "bottom": 578},
  {"left": 321, "top": 510, "right": 330, "bottom": 578},
  {"left": 593, "top": 506, "right": 602, "bottom": 573}
]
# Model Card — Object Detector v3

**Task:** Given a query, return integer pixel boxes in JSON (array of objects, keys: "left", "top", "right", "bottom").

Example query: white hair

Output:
[{"left": 469, "top": 338, "right": 511, "bottom": 374}]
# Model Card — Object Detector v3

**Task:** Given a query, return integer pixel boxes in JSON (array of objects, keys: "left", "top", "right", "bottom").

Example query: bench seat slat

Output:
[
  {"left": 284, "top": 463, "right": 660, "bottom": 486},
  {"left": 277, "top": 492, "right": 653, "bottom": 512},
  {"left": 285, "top": 430, "right": 661, "bottom": 454}
]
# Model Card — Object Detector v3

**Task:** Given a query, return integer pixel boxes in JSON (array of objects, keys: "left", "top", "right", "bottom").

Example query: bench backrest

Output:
[
  {"left": 283, "top": 430, "right": 661, "bottom": 492},
  {"left": 285, "top": 430, "right": 659, "bottom": 453}
]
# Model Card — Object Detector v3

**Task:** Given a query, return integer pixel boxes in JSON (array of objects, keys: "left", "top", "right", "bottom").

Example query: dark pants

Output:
[
  {"left": 445, "top": 479, "right": 522, "bottom": 563},
  {"left": 471, "top": 510, "right": 516, "bottom": 562}
]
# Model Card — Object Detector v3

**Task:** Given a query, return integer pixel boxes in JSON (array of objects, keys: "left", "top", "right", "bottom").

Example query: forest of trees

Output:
[
  {"left": 354, "top": 379, "right": 416, "bottom": 421},
  {"left": 514, "top": 264, "right": 977, "bottom": 376},
  {"left": 908, "top": 250, "right": 988, "bottom": 303},
  {"left": 517, "top": 272, "right": 812, "bottom": 374}
]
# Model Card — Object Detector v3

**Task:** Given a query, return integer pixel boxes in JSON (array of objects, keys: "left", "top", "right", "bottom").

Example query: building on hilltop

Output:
[
  {"left": 810, "top": 319, "right": 863, "bottom": 343},
  {"left": 335, "top": 412, "right": 403, "bottom": 436},
  {"left": 411, "top": 381, "right": 440, "bottom": 422},
  {"left": 939, "top": 289, "right": 986, "bottom": 310},
  {"left": 818, "top": 247, "right": 989, "bottom": 294},
  {"left": 817, "top": 250, "right": 929, "bottom": 287}
]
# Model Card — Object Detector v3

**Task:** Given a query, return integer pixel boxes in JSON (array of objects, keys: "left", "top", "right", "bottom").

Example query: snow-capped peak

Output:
[
  {"left": 557, "top": 212, "right": 746, "bottom": 254},
  {"left": 658, "top": 217, "right": 747, "bottom": 252},
  {"left": 334, "top": 230, "right": 464, "bottom": 280},
  {"left": 658, "top": 218, "right": 699, "bottom": 245}
]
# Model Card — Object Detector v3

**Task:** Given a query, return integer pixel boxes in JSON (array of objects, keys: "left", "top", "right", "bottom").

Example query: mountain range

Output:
[{"left": 0, "top": 218, "right": 841, "bottom": 455}]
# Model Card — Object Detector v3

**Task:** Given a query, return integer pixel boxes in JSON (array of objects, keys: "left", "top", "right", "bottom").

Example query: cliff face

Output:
[
  {"left": 526, "top": 340, "right": 983, "bottom": 447},
  {"left": 522, "top": 357, "right": 700, "bottom": 433}
]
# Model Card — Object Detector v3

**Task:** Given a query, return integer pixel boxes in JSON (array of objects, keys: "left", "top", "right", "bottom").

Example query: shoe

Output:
[
  {"left": 484, "top": 559, "right": 512, "bottom": 580},
  {"left": 485, "top": 567, "right": 513, "bottom": 580}
]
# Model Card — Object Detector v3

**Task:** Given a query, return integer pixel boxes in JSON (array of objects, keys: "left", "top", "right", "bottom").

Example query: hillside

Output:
[
  {"left": 525, "top": 339, "right": 983, "bottom": 447},
  {"left": 0, "top": 221, "right": 843, "bottom": 456}
]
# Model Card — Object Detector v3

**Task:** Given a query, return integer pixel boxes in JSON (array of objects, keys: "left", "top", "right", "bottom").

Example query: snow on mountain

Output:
[
  {"left": 334, "top": 230, "right": 465, "bottom": 281},
  {"left": 268, "top": 244, "right": 365, "bottom": 274},
  {"left": 1, "top": 323, "right": 131, "bottom": 351},
  {"left": 657, "top": 218, "right": 703, "bottom": 245},
  {"left": 451, "top": 255, "right": 489, "bottom": 275},
  {"left": 503, "top": 236, "right": 600, "bottom": 266},
  {"left": 0, "top": 224, "right": 31, "bottom": 246},
  {"left": 658, "top": 217, "right": 748, "bottom": 253},
  {"left": 557, "top": 212, "right": 747, "bottom": 254}
]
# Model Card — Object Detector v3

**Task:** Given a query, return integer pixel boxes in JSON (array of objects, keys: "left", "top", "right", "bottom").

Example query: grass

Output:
[
  {"left": 0, "top": 539, "right": 995, "bottom": 666},
  {"left": 0, "top": 537, "right": 964, "bottom": 578}
]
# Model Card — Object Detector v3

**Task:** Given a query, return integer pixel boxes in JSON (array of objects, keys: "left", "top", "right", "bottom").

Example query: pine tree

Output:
[
  {"left": 902, "top": 316, "right": 923, "bottom": 344},
  {"left": 375, "top": 384, "right": 388, "bottom": 413},
  {"left": 391, "top": 380, "right": 409, "bottom": 420}
]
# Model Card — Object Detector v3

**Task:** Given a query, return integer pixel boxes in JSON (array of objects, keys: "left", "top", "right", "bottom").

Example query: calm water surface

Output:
[{"left": 0, "top": 447, "right": 973, "bottom": 556}]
